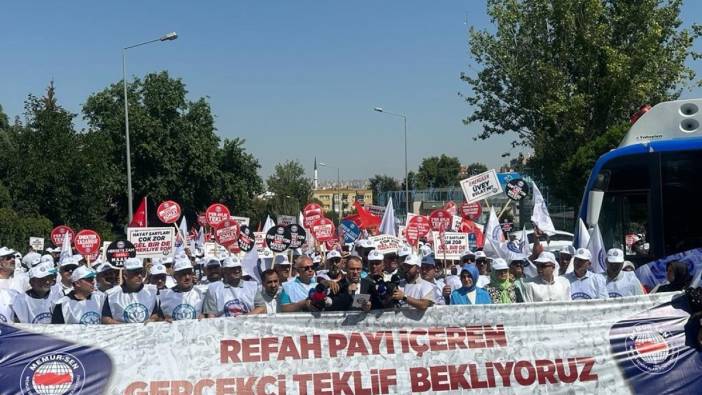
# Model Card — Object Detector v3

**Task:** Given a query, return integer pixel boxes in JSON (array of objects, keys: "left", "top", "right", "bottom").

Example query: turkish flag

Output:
[
  {"left": 353, "top": 201, "right": 380, "bottom": 229},
  {"left": 129, "top": 197, "right": 148, "bottom": 227}
]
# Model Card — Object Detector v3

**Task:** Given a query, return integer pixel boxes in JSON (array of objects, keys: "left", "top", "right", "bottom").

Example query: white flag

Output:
[
  {"left": 577, "top": 218, "right": 590, "bottom": 249},
  {"left": 587, "top": 224, "right": 606, "bottom": 273},
  {"left": 530, "top": 182, "right": 556, "bottom": 235},
  {"left": 176, "top": 216, "right": 188, "bottom": 254},
  {"left": 484, "top": 207, "right": 505, "bottom": 243},
  {"left": 379, "top": 197, "right": 396, "bottom": 236},
  {"left": 242, "top": 249, "right": 261, "bottom": 284},
  {"left": 59, "top": 232, "right": 73, "bottom": 264},
  {"left": 262, "top": 215, "right": 275, "bottom": 234}
]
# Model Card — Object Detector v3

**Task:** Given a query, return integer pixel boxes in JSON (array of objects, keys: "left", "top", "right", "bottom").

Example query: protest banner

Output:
[
  {"left": 285, "top": 224, "right": 307, "bottom": 249},
  {"left": 237, "top": 225, "right": 255, "bottom": 252},
  {"left": 505, "top": 178, "right": 529, "bottom": 201},
  {"left": 127, "top": 227, "right": 175, "bottom": 259},
  {"left": 303, "top": 204, "right": 324, "bottom": 229},
  {"left": 5, "top": 294, "right": 697, "bottom": 395},
  {"left": 214, "top": 219, "right": 240, "bottom": 248},
  {"left": 266, "top": 226, "right": 291, "bottom": 253},
  {"left": 105, "top": 240, "right": 136, "bottom": 267},
  {"left": 429, "top": 209, "right": 452, "bottom": 231},
  {"left": 339, "top": 219, "right": 361, "bottom": 244},
  {"left": 460, "top": 201, "right": 482, "bottom": 221},
  {"left": 230, "top": 216, "right": 250, "bottom": 227},
  {"left": 254, "top": 232, "right": 266, "bottom": 253},
  {"left": 205, "top": 203, "right": 230, "bottom": 227},
  {"left": 29, "top": 237, "right": 44, "bottom": 252},
  {"left": 277, "top": 215, "right": 297, "bottom": 226},
  {"left": 156, "top": 200, "right": 181, "bottom": 224},
  {"left": 368, "top": 234, "right": 402, "bottom": 254},
  {"left": 74, "top": 229, "right": 101, "bottom": 257},
  {"left": 311, "top": 218, "right": 336, "bottom": 242},
  {"left": 50, "top": 225, "right": 74, "bottom": 247},
  {"left": 431, "top": 231, "right": 468, "bottom": 260},
  {"left": 460, "top": 169, "right": 503, "bottom": 203}
]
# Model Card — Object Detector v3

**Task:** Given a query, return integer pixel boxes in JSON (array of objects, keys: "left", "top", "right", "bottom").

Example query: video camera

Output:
[{"left": 371, "top": 274, "right": 401, "bottom": 300}]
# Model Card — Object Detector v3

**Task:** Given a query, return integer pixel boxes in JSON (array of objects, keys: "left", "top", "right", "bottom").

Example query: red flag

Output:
[
  {"left": 129, "top": 196, "right": 148, "bottom": 227},
  {"left": 353, "top": 201, "right": 381, "bottom": 229}
]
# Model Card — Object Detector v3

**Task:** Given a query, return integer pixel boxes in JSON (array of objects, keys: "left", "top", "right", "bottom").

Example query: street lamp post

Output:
[
  {"left": 319, "top": 162, "right": 341, "bottom": 225},
  {"left": 374, "top": 107, "right": 409, "bottom": 215},
  {"left": 123, "top": 32, "right": 178, "bottom": 222}
]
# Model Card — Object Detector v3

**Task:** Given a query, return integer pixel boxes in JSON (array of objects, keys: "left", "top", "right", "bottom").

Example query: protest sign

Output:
[
  {"left": 368, "top": 235, "right": 402, "bottom": 254},
  {"left": 505, "top": 178, "right": 529, "bottom": 201},
  {"left": 405, "top": 216, "right": 431, "bottom": 246},
  {"left": 368, "top": 204, "right": 386, "bottom": 217},
  {"left": 460, "top": 201, "right": 482, "bottom": 221},
  {"left": 285, "top": 224, "right": 307, "bottom": 249},
  {"left": 127, "top": 227, "right": 175, "bottom": 259},
  {"left": 501, "top": 220, "right": 514, "bottom": 233},
  {"left": 237, "top": 225, "right": 255, "bottom": 252},
  {"left": 443, "top": 200, "right": 458, "bottom": 216},
  {"left": 405, "top": 212, "right": 417, "bottom": 226},
  {"left": 339, "top": 219, "right": 361, "bottom": 244},
  {"left": 8, "top": 294, "right": 693, "bottom": 395},
  {"left": 205, "top": 203, "right": 230, "bottom": 227},
  {"left": 214, "top": 219, "right": 240, "bottom": 248},
  {"left": 303, "top": 204, "right": 324, "bottom": 229},
  {"left": 29, "top": 237, "right": 44, "bottom": 252},
  {"left": 50, "top": 225, "right": 74, "bottom": 247},
  {"left": 156, "top": 200, "right": 181, "bottom": 224},
  {"left": 460, "top": 169, "right": 503, "bottom": 203},
  {"left": 230, "top": 216, "right": 250, "bottom": 227},
  {"left": 311, "top": 218, "right": 336, "bottom": 242},
  {"left": 105, "top": 240, "right": 136, "bottom": 267},
  {"left": 277, "top": 215, "right": 297, "bottom": 226},
  {"left": 429, "top": 209, "right": 452, "bottom": 231},
  {"left": 431, "top": 231, "right": 468, "bottom": 260},
  {"left": 266, "top": 226, "right": 291, "bottom": 252},
  {"left": 451, "top": 215, "right": 463, "bottom": 232},
  {"left": 398, "top": 225, "right": 406, "bottom": 241},
  {"left": 254, "top": 232, "right": 266, "bottom": 253},
  {"left": 74, "top": 229, "right": 101, "bottom": 256}
]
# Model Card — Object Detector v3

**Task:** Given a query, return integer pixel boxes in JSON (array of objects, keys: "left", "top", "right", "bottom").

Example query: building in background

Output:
[{"left": 312, "top": 188, "right": 373, "bottom": 216}]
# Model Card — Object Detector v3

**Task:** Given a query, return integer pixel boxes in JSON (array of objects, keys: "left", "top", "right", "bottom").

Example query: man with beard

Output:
[
  {"left": 102, "top": 258, "right": 162, "bottom": 324},
  {"left": 252, "top": 269, "right": 281, "bottom": 315},
  {"left": 203, "top": 257, "right": 261, "bottom": 317},
  {"left": 391, "top": 255, "right": 436, "bottom": 311},
  {"left": 12, "top": 264, "right": 61, "bottom": 323},
  {"left": 564, "top": 248, "right": 608, "bottom": 300},
  {"left": 52, "top": 266, "right": 104, "bottom": 324},
  {"left": 95, "top": 262, "right": 118, "bottom": 293},
  {"left": 159, "top": 258, "right": 204, "bottom": 320},
  {"left": 327, "top": 256, "right": 374, "bottom": 311}
]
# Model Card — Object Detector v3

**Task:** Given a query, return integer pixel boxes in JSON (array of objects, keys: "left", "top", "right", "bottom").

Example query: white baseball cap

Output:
[
  {"left": 205, "top": 256, "right": 221, "bottom": 267},
  {"left": 368, "top": 250, "right": 384, "bottom": 261},
  {"left": 327, "top": 250, "right": 341, "bottom": 260},
  {"left": 40, "top": 254, "right": 54, "bottom": 265},
  {"left": 460, "top": 249, "right": 475, "bottom": 259},
  {"left": 606, "top": 248, "right": 625, "bottom": 264},
  {"left": 71, "top": 266, "right": 96, "bottom": 283},
  {"left": 560, "top": 245, "right": 576, "bottom": 256},
  {"left": 95, "top": 262, "right": 115, "bottom": 274},
  {"left": 150, "top": 264, "right": 168, "bottom": 275},
  {"left": 474, "top": 251, "right": 487, "bottom": 259},
  {"left": 574, "top": 248, "right": 592, "bottom": 261},
  {"left": 534, "top": 251, "right": 557, "bottom": 265},
  {"left": 274, "top": 255, "right": 291, "bottom": 266},
  {"left": 21, "top": 252, "right": 41, "bottom": 267},
  {"left": 29, "top": 264, "right": 55, "bottom": 279},
  {"left": 221, "top": 257, "right": 242, "bottom": 268},
  {"left": 59, "top": 256, "right": 80, "bottom": 268},
  {"left": 403, "top": 254, "right": 421, "bottom": 267},
  {"left": 419, "top": 244, "right": 433, "bottom": 257},
  {"left": 491, "top": 258, "right": 509, "bottom": 271},
  {"left": 0, "top": 247, "right": 16, "bottom": 257},
  {"left": 173, "top": 258, "right": 193, "bottom": 272},
  {"left": 398, "top": 245, "right": 412, "bottom": 257},
  {"left": 123, "top": 257, "right": 144, "bottom": 271}
]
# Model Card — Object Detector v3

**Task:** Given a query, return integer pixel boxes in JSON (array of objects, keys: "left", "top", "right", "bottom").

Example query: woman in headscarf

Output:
[
  {"left": 653, "top": 261, "right": 693, "bottom": 293},
  {"left": 449, "top": 264, "right": 491, "bottom": 305},
  {"left": 484, "top": 258, "right": 518, "bottom": 304}
]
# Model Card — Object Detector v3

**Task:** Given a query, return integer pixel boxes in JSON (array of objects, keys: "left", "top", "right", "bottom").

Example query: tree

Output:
[
  {"left": 400, "top": 171, "right": 418, "bottom": 191},
  {"left": 466, "top": 162, "right": 488, "bottom": 176},
  {"left": 0, "top": 104, "right": 8, "bottom": 130},
  {"left": 462, "top": 0, "right": 700, "bottom": 206},
  {"left": 266, "top": 160, "right": 312, "bottom": 216},
  {"left": 368, "top": 175, "right": 400, "bottom": 204},
  {"left": 417, "top": 155, "right": 462, "bottom": 188}
]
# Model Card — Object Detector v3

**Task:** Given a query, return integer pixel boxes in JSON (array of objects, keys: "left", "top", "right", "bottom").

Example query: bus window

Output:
[{"left": 661, "top": 151, "right": 702, "bottom": 255}]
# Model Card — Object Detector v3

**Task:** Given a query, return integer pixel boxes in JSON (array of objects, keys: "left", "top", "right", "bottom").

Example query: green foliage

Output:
[
  {"left": 417, "top": 155, "right": 462, "bottom": 188},
  {"left": 401, "top": 171, "right": 418, "bottom": 191},
  {"left": 368, "top": 175, "right": 400, "bottom": 204},
  {"left": 266, "top": 160, "right": 312, "bottom": 217},
  {"left": 462, "top": 0, "right": 700, "bottom": 205},
  {"left": 466, "top": 162, "right": 488, "bottom": 176},
  {"left": 0, "top": 208, "right": 53, "bottom": 252}
]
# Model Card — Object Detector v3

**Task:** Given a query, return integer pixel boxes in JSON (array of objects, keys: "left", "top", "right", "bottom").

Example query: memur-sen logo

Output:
[
  {"left": 624, "top": 323, "right": 678, "bottom": 374},
  {"left": 20, "top": 352, "right": 85, "bottom": 395}
]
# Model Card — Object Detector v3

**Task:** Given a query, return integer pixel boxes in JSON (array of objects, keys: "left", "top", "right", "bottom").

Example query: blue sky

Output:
[{"left": 2, "top": 1, "right": 701, "bottom": 182}]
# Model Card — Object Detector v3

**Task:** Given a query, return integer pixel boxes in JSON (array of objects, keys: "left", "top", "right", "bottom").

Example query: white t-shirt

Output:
[
  {"left": 12, "top": 290, "right": 62, "bottom": 323},
  {"left": 0, "top": 288, "right": 17, "bottom": 323},
  {"left": 564, "top": 271, "right": 608, "bottom": 300},
  {"left": 401, "top": 277, "right": 437, "bottom": 303},
  {"left": 602, "top": 271, "right": 644, "bottom": 298},
  {"left": 521, "top": 276, "right": 571, "bottom": 302},
  {"left": 159, "top": 286, "right": 205, "bottom": 320},
  {"left": 104, "top": 284, "right": 160, "bottom": 323},
  {"left": 53, "top": 291, "right": 106, "bottom": 324}
]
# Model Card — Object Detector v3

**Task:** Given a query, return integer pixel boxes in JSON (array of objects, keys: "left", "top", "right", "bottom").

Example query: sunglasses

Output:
[
  {"left": 61, "top": 266, "right": 78, "bottom": 273},
  {"left": 126, "top": 269, "right": 146, "bottom": 277},
  {"left": 297, "top": 265, "right": 314, "bottom": 271},
  {"left": 177, "top": 270, "right": 194, "bottom": 276}
]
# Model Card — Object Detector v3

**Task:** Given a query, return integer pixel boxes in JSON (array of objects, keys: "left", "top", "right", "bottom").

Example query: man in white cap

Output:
[
  {"left": 280, "top": 255, "right": 320, "bottom": 312},
  {"left": 521, "top": 252, "right": 571, "bottom": 302},
  {"left": 460, "top": 249, "right": 476, "bottom": 265},
  {"left": 0, "top": 247, "right": 27, "bottom": 293},
  {"left": 101, "top": 257, "right": 162, "bottom": 324},
  {"left": 159, "top": 256, "right": 177, "bottom": 288},
  {"left": 148, "top": 262, "right": 170, "bottom": 292},
  {"left": 600, "top": 248, "right": 644, "bottom": 298},
  {"left": 317, "top": 250, "right": 344, "bottom": 283},
  {"left": 367, "top": 250, "right": 386, "bottom": 280},
  {"left": 95, "top": 262, "right": 118, "bottom": 293},
  {"left": 564, "top": 248, "right": 608, "bottom": 300},
  {"left": 273, "top": 255, "right": 292, "bottom": 283},
  {"left": 11, "top": 264, "right": 61, "bottom": 323},
  {"left": 474, "top": 251, "right": 491, "bottom": 288},
  {"left": 197, "top": 256, "right": 222, "bottom": 292},
  {"left": 51, "top": 266, "right": 104, "bottom": 324},
  {"left": 159, "top": 258, "right": 204, "bottom": 320},
  {"left": 52, "top": 257, "right": 79, "bottom": 296},
  {"left": 391, "top": 254, "right": 437, "bottom": 311},
  {"left": 203, "top": 256, "right": 261, "bottom": 317},
  {"left": 558, "top": 246, "right": 576, "bottom": 276},
  {"left": 383, "top": 247, "right": 401, "bottom": 282}
]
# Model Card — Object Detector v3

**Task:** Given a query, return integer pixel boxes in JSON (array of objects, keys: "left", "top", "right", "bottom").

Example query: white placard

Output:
[
  {"left": 460, "top": 169, "right": 503, "bottom": 203},
  {"left": 127, "top": 227, "right": 176, "bottom": 259}
]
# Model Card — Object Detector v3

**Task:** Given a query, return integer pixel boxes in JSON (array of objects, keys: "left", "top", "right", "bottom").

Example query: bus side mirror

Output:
[{"left": 587, "top": 190, "right": 604, "bottom": 226}]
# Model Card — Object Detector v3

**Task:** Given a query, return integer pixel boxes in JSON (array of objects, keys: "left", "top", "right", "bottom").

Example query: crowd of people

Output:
[{"left": 0, "top": 232, "right": 698, "bottom": 325}]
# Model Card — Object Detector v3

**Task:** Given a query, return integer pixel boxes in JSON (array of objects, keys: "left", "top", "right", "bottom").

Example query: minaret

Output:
[{"left": 314, "top": 156, "right": 318, "bottom": 189}]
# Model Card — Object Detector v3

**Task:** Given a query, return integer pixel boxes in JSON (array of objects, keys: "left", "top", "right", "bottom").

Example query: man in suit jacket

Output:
[{"left": 328, "top": 256, "right": 375, "bottom": 311}]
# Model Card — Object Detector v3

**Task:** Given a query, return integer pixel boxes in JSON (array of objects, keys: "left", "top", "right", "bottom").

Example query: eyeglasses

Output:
[
  {"left": 126, "top": 270, "right": 146, "bottom": 277},
  {"left": 297, "top": 265, "right": 314, "bottom": 271},
  {"left": 177, "top": 270, "right": 194, "bottom": 276}
]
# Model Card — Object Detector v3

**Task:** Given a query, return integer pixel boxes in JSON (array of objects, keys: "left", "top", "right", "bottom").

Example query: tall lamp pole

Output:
[
  {"left": 123, "top": 32, "right": 178, "bottom": 222},
  {"left": 374, "top": 107, "right": 409, "bottom": 215}
]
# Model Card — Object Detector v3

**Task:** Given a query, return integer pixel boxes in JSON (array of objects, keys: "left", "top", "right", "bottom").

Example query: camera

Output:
[{"left": 371, "top": 274, "right": 401, "bottom": 300}]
